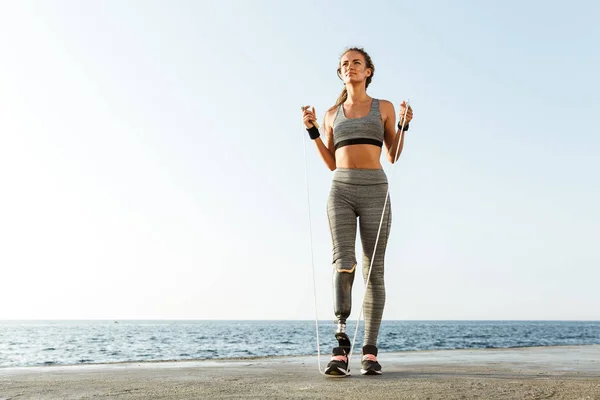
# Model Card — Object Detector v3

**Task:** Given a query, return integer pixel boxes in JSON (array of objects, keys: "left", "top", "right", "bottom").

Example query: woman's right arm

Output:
[{"left": 303, "top": 107, "right": 336, "bottom": 171}]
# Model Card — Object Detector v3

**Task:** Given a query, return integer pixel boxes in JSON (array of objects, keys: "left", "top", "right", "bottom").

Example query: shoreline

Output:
[
  {"left": 2, "top": 343, "right": 600, "bottom": 371},
  {"left": 1, "top": 345, "right": 598, "bottom": 399}
]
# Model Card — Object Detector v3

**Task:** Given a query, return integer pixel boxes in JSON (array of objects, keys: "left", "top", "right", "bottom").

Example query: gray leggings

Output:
[{"left": 327, "top": 168, "right": 392, "bottom": 347}]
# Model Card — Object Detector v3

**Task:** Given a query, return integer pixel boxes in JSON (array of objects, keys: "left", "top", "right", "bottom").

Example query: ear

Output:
[{"left": 366, "top": 68, "right": 372, "bottom": 77}]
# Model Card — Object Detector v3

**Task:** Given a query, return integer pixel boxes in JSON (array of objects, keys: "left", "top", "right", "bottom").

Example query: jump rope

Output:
[{"left": 302, "top": 99, "right": 411, "bottom": 374}]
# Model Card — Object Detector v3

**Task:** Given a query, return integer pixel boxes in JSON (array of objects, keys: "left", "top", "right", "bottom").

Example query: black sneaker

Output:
[
  {"left": 360, "top": 344, "right": 382, "bottom": 375},
  {"left": 324, "top": 346, "right": 350, "bottom": 377}
]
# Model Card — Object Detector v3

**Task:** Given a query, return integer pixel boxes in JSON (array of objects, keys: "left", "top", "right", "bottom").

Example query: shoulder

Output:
[
  {"left": 377, "top": 99, "right": 395, "bottom": 113},
  {"left": 376, "top": 99, "right": 396, "bottom": 123},
  {"left": 326, "top": 103, "right": 340, "bottom": 118},
  {"left": 324, "top": 106, "right": 339, "bottom": 128}
]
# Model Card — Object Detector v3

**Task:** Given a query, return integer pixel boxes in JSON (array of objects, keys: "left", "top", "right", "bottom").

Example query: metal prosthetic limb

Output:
[{"left": 333, "top": 263, "right": 356, "bottom": 354}]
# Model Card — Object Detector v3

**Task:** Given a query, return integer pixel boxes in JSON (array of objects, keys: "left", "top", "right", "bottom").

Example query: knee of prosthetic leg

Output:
[{"left": 333, "top": 262, "right": 356, "bottom": 323}]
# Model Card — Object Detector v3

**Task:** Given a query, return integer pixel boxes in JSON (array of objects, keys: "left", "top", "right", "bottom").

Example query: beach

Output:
[{"left": 1, "top": 345, "right": 598, "bottom": 399}]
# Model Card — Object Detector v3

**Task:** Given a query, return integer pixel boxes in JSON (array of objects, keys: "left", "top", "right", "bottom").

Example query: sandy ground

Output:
[{"left": 1, "top": 345, "right": 599, "bottom": 399}]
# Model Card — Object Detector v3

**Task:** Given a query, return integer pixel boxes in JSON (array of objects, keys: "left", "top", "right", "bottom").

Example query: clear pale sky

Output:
[{"left": 1, "top": 1, "right": 598, "bottom": 320}]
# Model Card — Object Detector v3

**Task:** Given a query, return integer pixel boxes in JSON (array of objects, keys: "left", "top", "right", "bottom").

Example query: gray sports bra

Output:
[{"left": 332, "top": 98, "right": 384, "bottom": 150}]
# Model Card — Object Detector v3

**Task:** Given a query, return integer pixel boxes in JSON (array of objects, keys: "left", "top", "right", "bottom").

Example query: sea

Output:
[{"left": 1, "top": 320, "right": 599, "bottom": 368}]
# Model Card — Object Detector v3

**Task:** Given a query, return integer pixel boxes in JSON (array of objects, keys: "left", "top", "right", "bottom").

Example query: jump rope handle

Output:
[
  {"left": 399, "top": 99, "right": 410, "bottom": 129},
  {"left": 301, "top": 105, "right": 320, "bottom": 129}
]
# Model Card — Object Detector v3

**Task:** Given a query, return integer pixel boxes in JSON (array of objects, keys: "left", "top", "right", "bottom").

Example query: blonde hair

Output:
[{"left": 327, "top": 47, "right": 375, "bottom": 112}]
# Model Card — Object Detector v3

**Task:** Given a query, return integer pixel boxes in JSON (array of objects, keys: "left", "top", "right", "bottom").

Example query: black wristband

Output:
[
  {"left": 397, "top": 122, "right": 410, "bottom": 131},
  {"left": 306, "top": 126, "right": 320, "bottom": 140}
]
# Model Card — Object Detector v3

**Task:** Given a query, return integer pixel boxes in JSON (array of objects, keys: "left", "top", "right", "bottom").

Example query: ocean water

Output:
[{"left": 1, "top": 320, "right": 599, "bottom": 368}]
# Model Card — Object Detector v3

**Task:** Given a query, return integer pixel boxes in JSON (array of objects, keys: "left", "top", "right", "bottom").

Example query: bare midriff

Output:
[{"left": 335, "top": 144, "right": 383, "bottom": 169}]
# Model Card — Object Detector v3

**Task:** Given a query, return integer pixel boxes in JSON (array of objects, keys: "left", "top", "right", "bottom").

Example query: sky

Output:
[{"left": 0, "top": 0, "right": 598, "bottom": 321}]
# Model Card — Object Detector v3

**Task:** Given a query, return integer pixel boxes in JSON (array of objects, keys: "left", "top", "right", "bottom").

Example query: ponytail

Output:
[{"left": 328, "top": 87, "right": 348, "bottom": 113}]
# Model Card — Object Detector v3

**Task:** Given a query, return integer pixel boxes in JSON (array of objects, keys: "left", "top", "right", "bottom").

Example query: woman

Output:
[{"left": 301, "top": 47, "right": 413, "bottom": 376}]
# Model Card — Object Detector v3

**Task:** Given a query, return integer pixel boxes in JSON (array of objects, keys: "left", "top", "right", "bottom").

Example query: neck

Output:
[{"left": 345, "top": 83, "right": 370, "bottom": 104}]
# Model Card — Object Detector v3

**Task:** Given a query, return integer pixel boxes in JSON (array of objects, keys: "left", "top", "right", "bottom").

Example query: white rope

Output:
[
  {"left": 302, "top": 128, "right": 325, "bottom": 375},
  {"left": 302, "top": 99, "right": 410, "bottom": 373}
]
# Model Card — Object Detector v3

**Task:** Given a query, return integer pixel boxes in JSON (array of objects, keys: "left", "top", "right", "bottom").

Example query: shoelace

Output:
[
  {"left": 362, "top": 354, "right": 378, "bottom": 362},
  {"left": 331, "top": 355, "right": 347, "bottom": 362}
]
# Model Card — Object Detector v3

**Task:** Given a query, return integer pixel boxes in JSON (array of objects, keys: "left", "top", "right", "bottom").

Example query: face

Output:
[{"left": 339, "top": 50, "right": 371, "bottom": 84}]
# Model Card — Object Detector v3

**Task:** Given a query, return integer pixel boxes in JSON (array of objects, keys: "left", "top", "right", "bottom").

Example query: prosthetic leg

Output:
[
  {"left": 333, "top": 262, "right": 356, "bottom": 355},
  {"left": 324, "top": 262, "right": 356, "bottom": 377}
]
